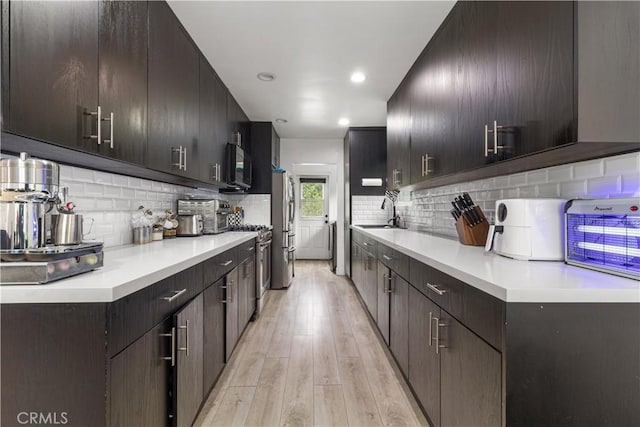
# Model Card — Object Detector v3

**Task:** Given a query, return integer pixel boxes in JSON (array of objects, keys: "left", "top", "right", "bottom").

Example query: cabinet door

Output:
[
  {"left": 349, "top": 128, "right": 387, "bottom": 196},
  {"left": 98, "top": 0, "right": 147, "bottom": 164},
  {"left": 495, "top": 1, "right": 574, "bottom": 158},
  {"left": 351, "top": 242, "right": 362, "bottom": 294},
  {"left": 225, "top": 267, "right": 239, "bottom": 361},
  {"left": 6, "top": 1, "right": 99, "bottom": 151},
  {"left": 408, "top": 286, "right": 441, "bottom": 427},
  {"left": 173, "top": 293, "right": 204, "bottom": 427},
  {"left": 440, "top": 311, "right": 501, "bottom": 427},
  {"left": 148, "top": 1, "right": 200, "bottom": 178},
  {"left": 376, "top": 261, "right": 390, "bottom": 345},
  {"left": 453, "top": 1, "right": 498, "bottom": 171},
  {"left": 110, "top": 318, "right": 171, "bottom": 427},
  {"left": 247, "top": 122, "right": 274, "bottom": 194},
  {"left": 247, "top": 258, "right": 256, "bottom": 322},
  {"left": 362, "top": 249, "right": 378, "bottom": 321},
  {"left": 389, "top": 272, "right": 409, "bottom": 376},
  {"left": 272, "top": 126, "right": 281, "bottom": 167},
  {"left": 410, "top": 21, "right": 458, "bottom": 183},
  {"left": 237, "top": 257, "right": 254, "bottom": 330},
  {"left": 578, "top": 1, "right": 640, "bottom": 143},
  {"left": 386, "top": 82, "right": 412, "bottom": 189},
  {"left": 203, "top": 279, "right": 226, "bottom": 395},
  {"left": 198, "top": 57, "right": 227, "bottom": 184}
]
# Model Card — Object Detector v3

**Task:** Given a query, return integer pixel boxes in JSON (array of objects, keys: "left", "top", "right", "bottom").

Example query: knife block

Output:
[{"left": 455, "top": 216, "right": 490, "bottom": 246}]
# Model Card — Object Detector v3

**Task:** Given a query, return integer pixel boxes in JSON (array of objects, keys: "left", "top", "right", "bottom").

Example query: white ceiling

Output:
[{"left": 168, "top": 1, "right": 455, "bottom": 139}]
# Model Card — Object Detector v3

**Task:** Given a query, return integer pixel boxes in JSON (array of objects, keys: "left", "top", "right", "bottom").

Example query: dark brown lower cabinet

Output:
[
  {"left": 408, "top": 286, "right": 441, "bottom": 427},
  {"left": 238, "top": 256, "right": 256, "bottom": 329},
  {"left": 110, "top": 318, "right": 172, "bottom": 427},
  {"left": 225, "top": 266, "right": 240, "bottom": 361},
  {"left": 376, "top": 261, "right": 390, "bottom": 345},
  {"left": 440, "top": 311, "right": 501, "bottom": 427},
  {"left": 203, "top": 279, "right": 226, "bottom": 394},
  {"left": 361, "top": 248, "right": 378, "bottom": 321},
  {"left": 389, "top": 271, "right": 409, "bottom": 376},
  {"left": 173, "top": 293, "right": 204, "bottom": 427},
  {"left": 407, "top": 285, "right": 501, "bottom": 427}
]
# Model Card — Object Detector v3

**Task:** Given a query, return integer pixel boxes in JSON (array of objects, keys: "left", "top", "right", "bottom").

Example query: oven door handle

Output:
[{"left": 259, "top": 239, "right": 272, "bottom": 248}]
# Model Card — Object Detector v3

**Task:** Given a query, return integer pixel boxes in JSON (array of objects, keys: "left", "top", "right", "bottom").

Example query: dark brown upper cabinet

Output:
[
  {"left": 147, "top": 1, "right": 200, "bottom": 180},
  {"left": 386, "top": 81, "right": 412, "bottom": 190},
  {"left": 346, "top": 127, "right": 387, "bottom": 196},
  {"left": 494, "top": 1, "right": 575, "bottom": 158},
  {"left": 4, "top": 1, "right": 148, "bottom": 165},
  {"left": 199, "top": 56, "right": 228, "bottom": 185},
  {"left": 98, "top": 0, "right": 148, "bottom": 164},
  {"left": 247, "top": 122, "right": 280, "bottom": 194},
  {"left": 5, "top": 1, "right": 99, "bottom": 152},
  {"left": 577, "top": 1, "right": 640, "bottom": 143}
]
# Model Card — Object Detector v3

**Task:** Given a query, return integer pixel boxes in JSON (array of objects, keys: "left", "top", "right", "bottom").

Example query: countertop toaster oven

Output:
[{"left": 565, "top": 198, "right": 640, "bottom": 279}]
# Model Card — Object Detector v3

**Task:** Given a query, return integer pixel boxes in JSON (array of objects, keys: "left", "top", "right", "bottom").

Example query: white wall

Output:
[{"left": 280, "top": 138, "right": 346, "bottom": 275}]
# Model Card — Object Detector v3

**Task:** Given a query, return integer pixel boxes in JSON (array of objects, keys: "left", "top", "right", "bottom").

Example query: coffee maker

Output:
[{"left": 0, "top": 153, "right": 104, "bottom": 285}]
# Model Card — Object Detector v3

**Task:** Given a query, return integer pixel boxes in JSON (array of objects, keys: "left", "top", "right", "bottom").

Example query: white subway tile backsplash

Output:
[
  {"left": 604, "top": 152, "right": 640, "bottom": 176},
  {"left": 587, "top": 176, "right": 621, "bottom": 197},
  {"left": 394, "top": 152, "right": 638, "bottom": 237},
  {"left": 58, "top": 165, "right": 218, "bottom": 247},
  {"left": 573, "top": 159, "right": 604, "bottom": 179}
]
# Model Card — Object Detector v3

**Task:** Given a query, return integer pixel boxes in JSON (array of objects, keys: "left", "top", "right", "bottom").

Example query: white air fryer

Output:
[{"left": 486, "top": 198, "right": 567, "bottom": 261}]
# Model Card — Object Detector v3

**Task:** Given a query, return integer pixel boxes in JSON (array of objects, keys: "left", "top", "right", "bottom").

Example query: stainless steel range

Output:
[{"left": 230, "top": 224, "right": 272, "bottom": 317}]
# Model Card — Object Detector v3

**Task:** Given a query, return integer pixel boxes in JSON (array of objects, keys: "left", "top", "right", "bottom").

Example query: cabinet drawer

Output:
[
  {"left": 378, "top": 244, "right": 409, "bottom": 280},
  {"left": 108, "top": 264, "right": 203, "bottom": 357},
  {"left": 410, "top": 259, "right": 462, "bottom": 319},
  {"left": 352, "top": 230, "right": 377, "bottom": 252},
  {"left": 203, "top": 248, "right": 237, "bottom": 285},
  {"left": 409, "top": 258, "right": 504, "bottom": 351},
  {"left": 237, "top": 239, "right": 256, "bottom": 263}
]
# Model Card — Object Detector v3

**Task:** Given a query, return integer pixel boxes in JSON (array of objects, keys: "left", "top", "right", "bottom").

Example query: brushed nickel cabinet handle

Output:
[
  {"left": 160, "top": 327, "right": 176, "bottom": 366},
  {"left": 162, "top": 288, "right": 187, "bottom": 302},
  {"left": 424, "top": 153, "right": 433, "bottom": 176},
  {"left": 102, "top": 111, "right": 114, "bottom": 148},
  {"left": 182, "top": 147, "right": 187, "bottom": 171},
  {"left": 178, "top": 320, "right": 189, "bottom": 356},
  {"left": 386, "top": 274, "right": 394, "bottom": 293},
  {"left": 382, "top": 254, "right": 393, "bottom": 261},
  {"left": 426, "top": 283, "right": 448, "bottom": 296},
  {"left": 221, "top": 260, "right": 233, "bottom": 267},
  {"left": 85, "top": 105, "right": 102, "bottom": 144},
  {"left": 429, "top": 311, "right": 434, "bottom": 347}
]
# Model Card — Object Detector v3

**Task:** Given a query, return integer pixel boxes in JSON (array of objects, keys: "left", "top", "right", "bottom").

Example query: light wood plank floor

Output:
[{"left": 195, "top": 260, "right": 428, "bottom": 427}]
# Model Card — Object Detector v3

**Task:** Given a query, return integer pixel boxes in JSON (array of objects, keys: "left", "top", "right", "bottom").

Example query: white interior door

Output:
[{"left": 296, "top": 177, "right": 331, "bottom": 259}]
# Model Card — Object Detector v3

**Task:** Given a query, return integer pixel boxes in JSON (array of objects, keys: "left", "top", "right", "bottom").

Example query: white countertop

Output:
[
  {"left": 351, "top": 226, "right": 640, "bottom": 303},
  {"left": 0, "top": 232, "right": 257, "bottom": 304}
]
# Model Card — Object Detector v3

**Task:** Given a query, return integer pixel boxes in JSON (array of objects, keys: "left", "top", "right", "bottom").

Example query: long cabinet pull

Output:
[
  {"left": 178, "top": 320, "right": 189, "bottom": 356},
  {"left": 220, "top": 260, "right": 233, "bottom": 267},
  {"left": 162, "top": 288, "right": 187, "bottom": 303},
  {"left": 383, "top": 274, "right": 389, "bottom": 293},
  {"left": 172, "top": 146, "right": 183, "bottom": 170},
  {"left": 429, "top": 312, "right": 434, "bottom": 347},
  {"left": 426, "top": 282, "right": 448, "bottom": 296},
  {"left": 423, "top": 153, "right": 433, "bottom": 176},
  {"left": 484, "top": 120, "right": 504, "bottom": 157},
  {"left": 102, "top": 111, "right": 114, "bottom": 149},
  {"left": 159, "top": 327, "right": 176, "bottom": 366},
  {"left": 85, "top": 106, "right": 102, "bottom": 144},
  {"left": 386, "top": 274, "right": 394, "bottom": 293},
  {"left": 228, "top": 280, "right": 234, "bottom": 303},
  {"left": 382, "top": 254, "right": 393, "bottom": 261},
  {"left": 432, "top": 317, "right": 447, "bottom": 354},
  {"left": 183, "top": 147, "right": 187, "bottom": 171}
]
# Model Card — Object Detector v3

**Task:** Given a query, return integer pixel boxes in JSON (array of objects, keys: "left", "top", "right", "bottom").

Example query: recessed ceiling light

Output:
[
  {"left": 338, "top": 118, "right": 350, "bottom": 126},
  {"left": 350, "top": 71, "right": 366, "bottom": 83},
  {"left": 257, "top": 72, "right": 276, "bottom": 82},
  {"left": 275, "top": 118, "right": 288, "bottom": 124}
]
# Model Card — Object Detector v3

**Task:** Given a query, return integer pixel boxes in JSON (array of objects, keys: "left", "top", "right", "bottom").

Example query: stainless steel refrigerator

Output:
[{"left": 271, "top": 171, "right": 295, "bottom": 289}]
